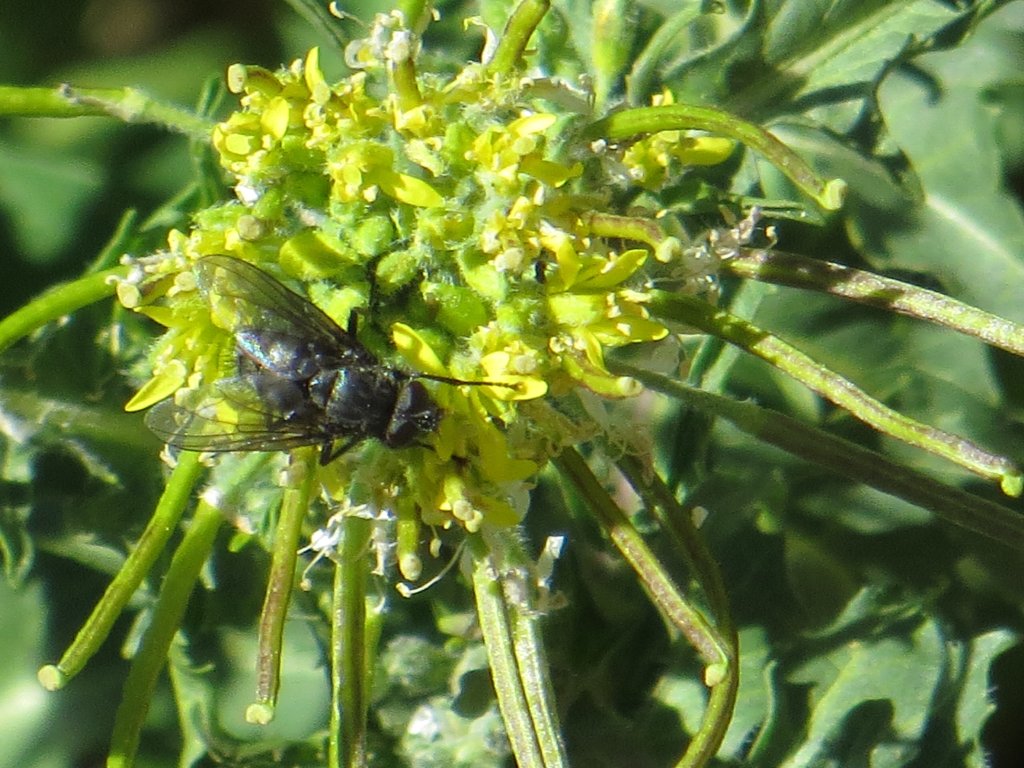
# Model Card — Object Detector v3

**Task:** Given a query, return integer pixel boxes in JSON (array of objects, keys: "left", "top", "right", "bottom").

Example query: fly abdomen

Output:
[{"left": 236, "top": 328, "right": 334, "bottom": 379}]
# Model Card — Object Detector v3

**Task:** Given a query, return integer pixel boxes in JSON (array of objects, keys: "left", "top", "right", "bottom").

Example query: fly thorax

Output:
[{"left": 319, "top": 367, "right": 401, "bottom": 439}]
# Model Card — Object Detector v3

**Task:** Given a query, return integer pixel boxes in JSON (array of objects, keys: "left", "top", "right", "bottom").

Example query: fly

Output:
[{"left": 145, "top": 255, "right": 502, "bottom": 465}]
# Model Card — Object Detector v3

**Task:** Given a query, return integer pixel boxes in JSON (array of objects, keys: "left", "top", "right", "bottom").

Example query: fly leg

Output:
[{"left": 319, "top": 436, "right": 364, "bottom": 465}]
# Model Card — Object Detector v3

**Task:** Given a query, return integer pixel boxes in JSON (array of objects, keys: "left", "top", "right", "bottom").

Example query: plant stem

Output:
[
  {"left": 0, "top": 85, "right": 213, "bottom": 139},
  {"left": 614, "top": 454, "right": 739, "bottom": 768},
  {"left": 0, "top": 266, "right": 128, "bottom": 355},
  {"left": 647, "top": 291, "right": 1023, "bottom": 494},
  {"left": 398, "top": 0, "right": 431, "bottom": 30},
  {"left": 470, "top": 532, "right": 560, "bottom": 768},
  {"left": 281, "top": 0, "right": 350, "bottom": 52},
  {"left": 583, "top": 104, "right": 846, "bottom": 210},
  {"left": 329, "top": 514, "right": 373, "bottom": 768},
  {"left": 724, "top": 248, "right": 1024, "bottom": 357},
  {"left": 626, "top": 3, "right": 704, "bottom": 105},
  {"left": 38, "top": 452, "right": 204, "bottom": 690},
  {"left": 106, "top": 497, "right": 223, "bottom": 768},
  {"left": 486, "top": 0, "right": 551, "bottom": 75},
  {"left": 555, "top": 448, "right": 738, "bottom": 766},
  {"left": 481, "top": 527, "right": 569, "bottom": 768},
  {"left": 470, "top": 540, "right": 543, "bottom": 767},
  {"left": 249, "top": 450, "right": 317, "bottom": 723},
  {"left": 585, "top": 211, "right": 668, "bottom": 250},
  {"left": 1, "top": 389, "right": 156, "bottom": 455},
  {"left": 590, "top": 0, "right": 634, "bottom": 112},
  {"left": 553, "top": 448, "right": 728, "bottom": 667},
  {"left": 613, "top": 362, "right": 1024, "bottom": 549}
]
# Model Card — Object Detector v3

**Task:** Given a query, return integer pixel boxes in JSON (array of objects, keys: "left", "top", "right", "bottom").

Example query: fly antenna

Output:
[{"left": 417, "top": 372, "right": 519, "bottom": 390}]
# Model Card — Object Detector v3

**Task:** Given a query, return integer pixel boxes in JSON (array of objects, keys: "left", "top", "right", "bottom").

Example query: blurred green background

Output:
[
  {"left": 1, "top": 3, "right": 306, "bottom": 766},
  {"left": 2, "top": 0, "right": 279, "bottom": 310},
  {"left": 3, "top": 2, "right": 1024, "bottom": 767}
]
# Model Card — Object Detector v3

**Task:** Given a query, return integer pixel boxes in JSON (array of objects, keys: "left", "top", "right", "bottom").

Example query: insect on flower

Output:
[{"left": 145, "top": 255, "right": 509, "bottom": 465}]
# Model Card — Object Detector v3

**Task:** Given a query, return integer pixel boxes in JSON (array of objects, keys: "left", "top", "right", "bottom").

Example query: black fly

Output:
[{"left": 145, "top": 255, "right": 491, "bottom": 466}]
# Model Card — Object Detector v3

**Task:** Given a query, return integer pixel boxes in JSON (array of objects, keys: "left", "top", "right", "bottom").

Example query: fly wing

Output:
[
  {"left": 195, "top": 255, "right": 374, "bottom": 365},
  {"left": 144, "top": 375, "right": 327, "bottom": 454}
]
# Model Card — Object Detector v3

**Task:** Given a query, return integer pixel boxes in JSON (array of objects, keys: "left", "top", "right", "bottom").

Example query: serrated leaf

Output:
[
  {"left": 783, "top": 616, "right": 945, "bottom": 768},
  {"left": 870, "top": 5, "right": 1024, "bottom": 324},
  {"left": 166, "top": 637, "right": 215, "bottom": 768},
  {"left": 956, "top": 629, "right": 1019, "bottom": 768},
  {"left": 763, "top": 0, "right": 961, "bottom": 99}
]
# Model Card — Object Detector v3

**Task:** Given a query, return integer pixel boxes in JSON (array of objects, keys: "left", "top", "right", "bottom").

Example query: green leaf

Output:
[
  {"left": 956, "top": 629, "right": 1019, "bottom": 768},
  {"left": 869, "top": 5, "right": 1024, "bottom": 324},
  {"left": 783, "top": 612, "right": 945, "bottom": 767},
  {"left": 762, "top": 0, "right": 960, "bottom": 101}
]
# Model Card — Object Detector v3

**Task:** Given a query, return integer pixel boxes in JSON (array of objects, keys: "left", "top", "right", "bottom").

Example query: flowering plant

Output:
[{"left": 2, "top": 1, "right": 1023, "bottom": 767}]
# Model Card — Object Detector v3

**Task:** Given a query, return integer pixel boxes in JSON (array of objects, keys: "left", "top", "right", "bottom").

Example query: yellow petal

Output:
[
  {"left": 589, "top": 315, "right": 669, "bottom": 344},
  {"left": 260, "top": 97, "right": 291, "bottom": 141},
  {"left": 509, "top": 112, "right": 556, "bottom": 136},
  {"left": 577, "top": 248, "right": 648, "bottom": 290},
  {"left": 482, "top": 376, "right": 548, "bottom": 401},
  {"left": 303, "top": 47, "right": 331, "bottom": 104},
  {"left": 377, "top": 169, "right": 444, "bottom": 207},
  {"left": 478, "top": 496, "right": 522, "bottom": 526},
  {"left": 392, "top": 323, "right": 448, "bottom": 377},
  {"left": 547, "top": 293, "right": 606, "bottom": 327},
  {"left": 561, "top": 354, "right": 641, "bottom": 398},
  {"left": 124, "top": 359, "right": 187, "bottom": 412},
  {"left": 675, "top": 136, "right": 736, "bottom": 166},
  {"left": 132, "top": 305, "right": 176, "bottom": 327}
]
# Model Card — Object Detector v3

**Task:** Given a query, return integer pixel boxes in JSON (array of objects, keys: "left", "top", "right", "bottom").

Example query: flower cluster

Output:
[{"left": 117, "top": 10, "right": 731, "bottom": 549}]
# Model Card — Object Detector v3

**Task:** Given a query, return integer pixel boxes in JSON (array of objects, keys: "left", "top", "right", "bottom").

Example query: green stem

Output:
[
  {"left": 583, "top": 104, "right": 846, "bottom": 211},
  {"left": 614, "top": 454, "right": 739, "bottom": 768},
  {"left": 615, "top": 455, "right": 731, "bottom": 628},
  {"left": 386, "top": 0, "right": 424, "bottom": 112},
  {"left": 647, "top": 291, "right": 1023, "bottom": 495},
  {"left": 106, "top": 498, "right": 223, "bottom": 768},
  {"left": 613, "top": 362, "right": 1024, "bottom": 549},
  {"left": 90, "top": 209, "right": 139, "bottom": 272},
  {"left": 585, "top": 212, "right": 668, "bottom": 250},
  {"left": 0, "top": 85, "right": 213, "bottom": 139},
  {"left": 390, "top": 56, "right": 423, "bottom": 113},
  {"left": 329, "top": 515, "right": 373, "bottom": 768},
  {"left": 38, "top": 452, "right": 204, "bottom": 690},
  {"left": 626, "top": 3, "right": 704, "bottom": 105},
  {"left": 486, "top": 0, "right": 551, "bottom": 76},
  {"left": 469, "top": 534, "right": 547, "bottom": 768},
  {"left": 553, "top": 448, "right": 728, "bottom": 668},
  {"left": 248, "top": 450, "right": 317, "bottom": 723},
  {"left": 397, "top": 0, "right": 431, "bottom": 31},
  {"left": 676, "top": 661, "right": 739, "bottom": 768},
  {"left": 0, "top": 266, "right": 128, "bottom": 355},
  {"left": 481, "top": 527, "right": 569, "bottom": 768},
  {"left": 724, "top": 248, "right": 1024, "bottom": 358}
]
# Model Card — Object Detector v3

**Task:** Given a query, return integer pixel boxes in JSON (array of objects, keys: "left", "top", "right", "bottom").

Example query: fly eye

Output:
[{"left": 385, "top": 381, "right": 441, "bottom": 447}]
